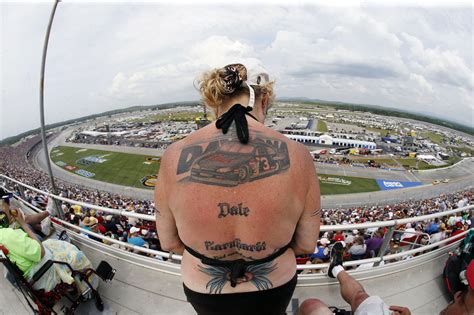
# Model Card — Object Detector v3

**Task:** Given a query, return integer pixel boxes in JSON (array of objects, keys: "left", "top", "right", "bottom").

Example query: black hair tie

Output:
[{"left": 216, "top": 104, "right": 258, "bottom": 144}]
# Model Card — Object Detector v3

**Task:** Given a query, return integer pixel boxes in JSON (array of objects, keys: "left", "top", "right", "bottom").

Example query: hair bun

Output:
[{"left": 220, "top": 64, "right": 247, "bottom": 94}]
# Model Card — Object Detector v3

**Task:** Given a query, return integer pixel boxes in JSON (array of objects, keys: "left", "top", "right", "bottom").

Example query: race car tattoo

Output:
[{"left": 176, "top": 134, "right": 290, "bottom": 187}]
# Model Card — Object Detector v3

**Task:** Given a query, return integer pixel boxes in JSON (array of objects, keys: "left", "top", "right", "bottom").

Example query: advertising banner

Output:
[{"left": 376, "top": 179, "right": 422, "bottom": 190}]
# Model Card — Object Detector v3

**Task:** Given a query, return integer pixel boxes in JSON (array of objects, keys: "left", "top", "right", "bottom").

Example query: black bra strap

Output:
[{"left": 215, "top": 104, "right": 258, "bottom": 144}]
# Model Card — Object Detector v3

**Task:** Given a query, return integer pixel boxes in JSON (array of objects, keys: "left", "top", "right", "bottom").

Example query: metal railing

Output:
[
  {"left": 395, "top": 229, "right": 430, "bottom": 249},
  {"left": 1, "top": 174, "right": 154, "bottom": 222},
  {"left": 1, "top": 174, "right": 472, "bottom": 270}
]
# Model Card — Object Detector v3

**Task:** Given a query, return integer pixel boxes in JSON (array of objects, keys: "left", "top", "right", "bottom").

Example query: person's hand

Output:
[
  {"left": 13, "top": 208, "right": 26, "bottom": 225},
  {"left": 389, "top": 305, "right": 412, "bottom": 315}
]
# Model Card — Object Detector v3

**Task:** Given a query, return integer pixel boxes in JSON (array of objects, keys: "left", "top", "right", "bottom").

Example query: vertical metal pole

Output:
[
  {"left": 374, "top": 226, "right": 395, "bottom": 267},
  {"left": 39, "top": 0, "right": 63, "bottom": 219}
]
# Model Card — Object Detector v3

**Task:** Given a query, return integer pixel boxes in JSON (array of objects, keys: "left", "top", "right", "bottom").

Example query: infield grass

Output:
[
  {"left": 318, "top": 174, "right": 380, "bottom": 195},
  {"left": 50, "top": 146, "right": 383, "bottom": 194},
  {"left": 50, "top": 146, "right": 160, "bottom": 189},
  {"left": 317, "top": 120, "right": 328, "bottom": 132}
]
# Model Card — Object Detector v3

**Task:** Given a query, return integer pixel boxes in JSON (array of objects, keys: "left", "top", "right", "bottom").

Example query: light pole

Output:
[{"left": 39, "top": 0, "right": 64, "bottom": 219}]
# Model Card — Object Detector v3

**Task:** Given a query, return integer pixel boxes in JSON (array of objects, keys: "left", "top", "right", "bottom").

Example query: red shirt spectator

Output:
[
  {"left": 333, "top": 231, "right": 345, "bottom": 242},
  {"left": 447, "top": 227, "right": 465, "bottom": 245}
]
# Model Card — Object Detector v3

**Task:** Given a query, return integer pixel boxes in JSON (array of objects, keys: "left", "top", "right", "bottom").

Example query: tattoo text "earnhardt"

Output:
[{"left": 205, "top": 239, "right": 266, "bottom": 252}]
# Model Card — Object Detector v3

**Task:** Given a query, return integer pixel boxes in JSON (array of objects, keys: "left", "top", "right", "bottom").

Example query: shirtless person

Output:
[{"left": 155, "top": 63, "right": 320, "bottom": 315}]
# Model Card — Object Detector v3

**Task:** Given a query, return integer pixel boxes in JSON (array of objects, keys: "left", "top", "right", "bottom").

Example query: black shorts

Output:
[{"left": 183, "top": 273, "right": 298, "bottom": 315}]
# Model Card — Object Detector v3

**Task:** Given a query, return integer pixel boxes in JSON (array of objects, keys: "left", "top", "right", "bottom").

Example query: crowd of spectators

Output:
[
  {"left": 1, "top": 134, "right": 473, "bottom": 267},
  {"left": 313, "top": 156, "right": 404, "bottom": 171},
  {"left": 300, "top": 189, "right": 472, "bottom": 273}
]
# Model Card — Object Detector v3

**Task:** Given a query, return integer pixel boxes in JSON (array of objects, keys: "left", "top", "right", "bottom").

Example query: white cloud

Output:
[
  {"left": 401, "top": 32, "right": 473, "bottom": 90},
  {"left": 1, "top": 4, "right": 473, "bottom": 140},
  {"left": 409, "top": 73, "right": 433, "bottom": 93},
  {"left": 103, "top": 35, "right": 264, "bottom": 102}
]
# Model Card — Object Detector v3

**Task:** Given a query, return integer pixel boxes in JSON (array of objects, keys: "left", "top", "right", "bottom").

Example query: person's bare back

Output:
[
  {"left": 156, "top": 117, "right": 320, "bottom": 293},
  {"left": 155, "top": 63, "right": 320, "bottom": 313}
]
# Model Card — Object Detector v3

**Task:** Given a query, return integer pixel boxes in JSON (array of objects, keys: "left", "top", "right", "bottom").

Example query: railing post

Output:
[
  {"left": 18, "top": 185, "right": 26, "bottom": 200},
  {"left": 38, "top": 0, "right": 64, "bottom": 220},
  {"left": 374, "top": 226, "right": 395, "bottom": 267}
]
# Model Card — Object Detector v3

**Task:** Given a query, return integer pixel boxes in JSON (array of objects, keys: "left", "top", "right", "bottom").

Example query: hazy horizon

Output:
[{"left": 2, "top": 1, "right": 473, "bottom": 140}]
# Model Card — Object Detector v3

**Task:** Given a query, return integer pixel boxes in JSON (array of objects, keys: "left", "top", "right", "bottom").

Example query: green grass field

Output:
[
  {"left": 365, "top": 127, "right": 391, "bottom": 136},
  {"left": 421, "top": 131, "right": 444, "bottom": 144},
  {"left": 50, "top": 146, "right": 160, "bottom": 189},
  {"left": 51, "top": 146, "right": 383, "bottom": 195},
  {"left": 317, "top": 120, "right": 328, "bottom": 132},
  {"left": 318, "top": 174, "right": 380, "bottom": 195}
]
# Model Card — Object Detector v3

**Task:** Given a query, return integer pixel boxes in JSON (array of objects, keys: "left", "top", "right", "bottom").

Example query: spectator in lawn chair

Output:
[
  {"left": 127, "top": 226, "right": 146, "bottom": 247},
  {"left": 310, "top": 238, "right": 330, "bottom": 262},
  {"left": 332, "top": 230, "right": 345, "bottom": 242},
  {"left": 102, "top": 215, "right": 124, "bottom": 235},
  {"left": 365, "top": 230, "right": 384, "bottom": 257},
  {"left": 447, "top": 221, "right": 467, "bottom": 246},
  {"left": 348, "top": 236, "right": 367, "bottom": 260},
  {"left": 0, "top": 208, "right": 98, "bottom": 294},
  {"left": 429, "top": 223, "right": 448, "bottom": 245},
  {"left": 425, "top": 218, "right": 440, "bottom": 235},
  {"left": 345, "top": 229, "right": 359, "bottom": 245},
  {"left": 81, "top": 216, "right": 102, "bottom": 242}
]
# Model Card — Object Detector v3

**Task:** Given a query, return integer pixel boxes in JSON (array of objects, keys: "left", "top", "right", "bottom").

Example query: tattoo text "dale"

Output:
[{"left": 218, "top": 202, "right": 250, "bottom": 218}]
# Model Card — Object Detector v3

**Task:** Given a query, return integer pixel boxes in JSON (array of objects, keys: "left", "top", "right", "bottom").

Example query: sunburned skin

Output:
[{"left": 156, "top": 118, "right": 320, "bottom": 294}]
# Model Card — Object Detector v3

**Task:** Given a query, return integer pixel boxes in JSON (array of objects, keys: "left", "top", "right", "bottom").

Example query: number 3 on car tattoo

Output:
[{"left": 177, "top": 136, "right": 290, "bottom": 187}]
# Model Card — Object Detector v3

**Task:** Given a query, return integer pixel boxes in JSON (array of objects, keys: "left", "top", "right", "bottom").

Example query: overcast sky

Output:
[{"left": 1, "top": 1, "right": 473, "bottom": 140}]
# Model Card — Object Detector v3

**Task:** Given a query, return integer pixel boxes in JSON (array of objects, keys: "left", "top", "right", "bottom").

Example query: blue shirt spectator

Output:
[
  {"left": 128, "top": 236, "right": 145, "bottom": 247},
  {"left": 127, "top": 226, "right": 145, "bottom": 247},
  {"left": 425, "top": 222, "right": 439, "bottom": 234}
]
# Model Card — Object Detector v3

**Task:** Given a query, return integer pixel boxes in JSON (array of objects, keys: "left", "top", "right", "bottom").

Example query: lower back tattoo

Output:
[{"left": 198, "top": 261, "right": 278, "bottom": 294}]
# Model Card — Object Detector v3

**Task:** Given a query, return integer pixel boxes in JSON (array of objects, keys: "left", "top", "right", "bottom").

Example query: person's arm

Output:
[
  {"left": 15, "top": 209, "right": 45, "bottom": 258},
  {"left": 291, "top": 149, "right": 321, "bottom": 255},
  {"left": 154, "top": 149, "right": 184, "bottom": 254}
]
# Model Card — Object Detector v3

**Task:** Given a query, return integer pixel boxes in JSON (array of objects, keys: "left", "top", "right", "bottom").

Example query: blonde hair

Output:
[{"left": 197, "top": 65, "right": 275, "bottom": 115}]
